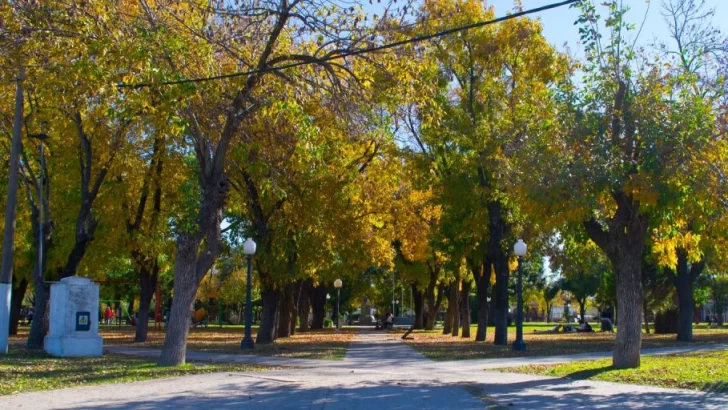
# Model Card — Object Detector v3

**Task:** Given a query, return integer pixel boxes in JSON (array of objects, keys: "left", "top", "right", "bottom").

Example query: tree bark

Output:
[
  {"left": 486, "top": 200, "right": 510, "bottom": 346},
  {"left": 298, "top": 279, "right": 312, "bottom": 332},
  {"left": 461, "top": 279, "right": 472, "bottom": 338},
  {"left": 475, "top": 259, "right": 491, "bottom": 342},
  {"left": 277, "top": 283, "right": 295, "bottom": 338},
  {"left": 158, "top": 238, "right": 199, "bottom": 365},
  {"left": 666, "top": 248, "right": 703, "bottom": 342},
  {"left": 584, "top": 191, "right": 649, "bottom": 369},
  {"left": 424, "top": 260, "right": 443, "bottom": 330},
  {"left": 257, "top": 286, "right": 280, "bottom": 343},
  {"left": 412, "top": 283, "right": 425, "bottom": 329},
  {"left": 310, "top": 284, "right": 327, "bottom": 330},
  {"left": 135, "top": 266, "right": 157, "bottom": 342},
  {"left": 450, "top": 280, "right": 460, "bottom": 336},
  {"left": 9, "top": 278, "right": 27, "bottom": 335},
  {"left": 442, "top": 284, "right": 453, "bottom": 335}
]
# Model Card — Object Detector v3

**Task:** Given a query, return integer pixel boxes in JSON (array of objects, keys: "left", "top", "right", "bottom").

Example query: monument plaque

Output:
[{"left": 45, "top": 277, "right": 103, "bottom": 357}]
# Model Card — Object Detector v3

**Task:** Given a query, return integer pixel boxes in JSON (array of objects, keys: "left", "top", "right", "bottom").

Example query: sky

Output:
[{"left": 489, "top": 0, "right": 728, "bottom": 54}]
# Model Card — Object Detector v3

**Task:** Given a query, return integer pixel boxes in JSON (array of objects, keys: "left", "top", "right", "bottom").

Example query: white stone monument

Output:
[{"left": 45, "top": 276, "right": 103, "bottom": 357}]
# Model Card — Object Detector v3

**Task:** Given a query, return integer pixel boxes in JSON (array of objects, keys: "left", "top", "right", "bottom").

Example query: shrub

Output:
[{"left": 323, "top": 318, "right": 333, "bottom": 328}]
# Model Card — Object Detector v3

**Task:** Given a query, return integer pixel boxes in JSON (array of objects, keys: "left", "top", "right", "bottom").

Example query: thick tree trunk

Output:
[
  {"left": 158, "top": 239, "right": 199, "bottom": 366},
  {"left": 26, "top": 280, "right": 47, "bottom": 350},
  {"left": 442, "top": 285, "right": 453, "bottom": 335},
  {"left": 135, "top": 267, "right": 157, "bottom": 342},
  {"left": 9, "top": 278, "right": 27, "bottom": 335},
  {"left": 310, "top": 284, "right": 327, "bottom": 330},
  {"left": 492, "top": 255, "right": 509, "bottom": 345},
  {"left": 667, "top": 249, "right": 703, "bottom": 342},
  {"left": 298, "top": 279, "right": 312, "bottom": 332},
  {"left": 461, "top": 280, "right": 472, "bottom": 338},
  {"left": 486, "top": 200, "right": 510, "bottom": 346},
  {"left": 277, "top": 283, "right": 295, "bottom": 338},
  {"left": 257, "top": 287, "right": 280, "bottom": 344},
  {"left": 612, "top": 254, "right": 644, "bottom": 369},
  {"left": 579, "top": 300, "right": 586, "bottom": 324},
  {"left": 475, "top": 261, "right": 490, "bottom": 342},
  {"left": 412, "top": 284, "right": 425, "bottom": 329},
  {"left": 584, "top": 191, "right": 649, "bottom": 369},
  {"left": 450, "top": 281, "right": 460, "bottom": 336}
]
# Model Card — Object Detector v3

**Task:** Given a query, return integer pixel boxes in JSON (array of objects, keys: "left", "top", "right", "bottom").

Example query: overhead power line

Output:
[{"left": 118, "top": 0, "right": 580, "bottom": 89}]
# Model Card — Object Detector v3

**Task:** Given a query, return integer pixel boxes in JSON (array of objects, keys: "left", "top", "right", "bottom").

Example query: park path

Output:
[{"left": 2, "top": 332, "right": 728, "bottom": 410}]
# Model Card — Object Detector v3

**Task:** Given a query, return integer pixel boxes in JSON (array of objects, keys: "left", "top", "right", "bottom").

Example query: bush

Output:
[
  {"left": 323, "top": 318, "right": 333, "bottom": 328},
  {"left": 654, "top": 309, "right": 679, "bottom": 334}
]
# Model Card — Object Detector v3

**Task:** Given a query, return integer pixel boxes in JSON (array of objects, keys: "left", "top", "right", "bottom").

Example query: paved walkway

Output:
[{"left": 2, "top": 333, "right": 727, "bottom": 410}]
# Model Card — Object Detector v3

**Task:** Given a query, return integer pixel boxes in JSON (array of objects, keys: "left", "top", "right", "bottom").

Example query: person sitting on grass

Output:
[{"left": 577, "top": 320, "right": 593, "bottom": 333}]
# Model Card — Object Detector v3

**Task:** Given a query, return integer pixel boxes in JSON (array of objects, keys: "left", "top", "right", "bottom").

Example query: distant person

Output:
[
  {"left": 385, "top": 313, "right": 394, "bottom": 329},
  {"left": 600, "top": 317, "right": 614, "bottom": 333},
  {"left": 26, "top": 307, "right": 34, "bottom": 326},
  {"left": 578, "top": 320, "right": 593, "bottom": 333},
  {"left": 105, "top": 306, "right": 114, "bottom": 324}
]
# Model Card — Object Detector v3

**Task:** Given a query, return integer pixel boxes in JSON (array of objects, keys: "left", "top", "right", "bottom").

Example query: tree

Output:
[{"left": 527, "top": 0, "right": 721, "bottom": 368}]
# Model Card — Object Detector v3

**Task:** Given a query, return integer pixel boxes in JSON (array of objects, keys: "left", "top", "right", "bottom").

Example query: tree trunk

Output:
[
  {"left": 579, "top": 300, "right": 586, "bottom": 324},
  {"left": 667, "top": 249, "right": 703, "bottom": 342},
  {"left": 442, "top": 285, "right": 453, "bottom": 335},
  {"left": 9, "top": 278, "right": 27, "bottom": 335},
  {"left": 1, "top": 67, "right": 24, "bottom": 354},
  {"left": 612, "top": 254, "right": 644, "bottom": 369},
  {"left": 584, "top": 191, "right": 649, "bottom": 369},
  {"left": 158, "top": 239, "right": 199, "bottom": 366},
  {"left": 546, "top": 303, "right": 552, "bottom": 323},
  {"left": 461, "top": 280, "right": 472, "bottom": 338},
  {"left": 643, "top": 298, "right": 650, "bottom": 334},
  {"left": 135, "top": 267, "right": 157, "bottom": 342},
  {"left": 310, "top": 284, "right": 327, "bottom": 330},
  {"left": 257, "top": 286, "right": 280, "bottom": 344},
  {"left": 450, "top": 281, "right": 460, "bottom": 336},
  {"left": 290, "top": 281, "right": 301, "bottom": 336},
  {"left": 485, "top": 200, "right": 510, "bottom": 346},
  {"left": 298, "top": 279, "right": 312, "bottom": 332},
  {"left": 412, "top": 283, "right": 425, "bottom": 329},
  {"left": 475, "top": 260, "right": 490, "bottom": 342},
  {"left": 492, "top": 254, "right": 509, "bottom": 345},
  {"left": 26, "top": 214, "right": 52, "bottom": 350},
  {"left": 26, "top": 279, "right": 47, "bottom": 350},
  {"left": 424, "top": 262, "right": 443, "bottom": 330},
  {"left": 277, "top": 283, "right": 295, "bottom": 338}
]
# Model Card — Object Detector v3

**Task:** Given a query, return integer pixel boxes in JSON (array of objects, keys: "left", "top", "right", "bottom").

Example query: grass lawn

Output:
[
  {"left": 0, "top": 347, "right": 273, "bottom": 396},
  {"left": 11, "top": 326, "right": 353, "bottom": 361},
  {"left": 500, "top": 349, "right": 728, "bottom": 393},
  {"left": 399, "top": 323, "right": 728, "bottom": 361}
]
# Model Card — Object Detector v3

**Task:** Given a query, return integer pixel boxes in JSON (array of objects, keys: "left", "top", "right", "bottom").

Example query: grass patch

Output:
[
  {"left": 11, "top": 326, "right": 353, "bottom": 361},
  {"left": 399, "top": 323, "right": 728, "bottom": 361},
  {"left": 0, "top": 347, "right": 272, "bottom": 396},
  {"left": 500, "top": 349, "right": 728, "bottom": 393}
]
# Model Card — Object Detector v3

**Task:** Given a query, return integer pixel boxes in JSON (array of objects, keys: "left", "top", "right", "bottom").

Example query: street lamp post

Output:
[
  {"left": 513, "top": 239, "right": 527, "bottom": 352},
  {"left": 334, "top": 279, "right": 342, "bottom": 330},
  {"left": 240, "top": 238, "right": 256, "bottom": 349}
]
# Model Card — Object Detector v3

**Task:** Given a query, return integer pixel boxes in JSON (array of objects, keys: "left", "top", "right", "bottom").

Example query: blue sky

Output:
[{"left": 484, "top": 0, "right": 728, "bottom": 53}]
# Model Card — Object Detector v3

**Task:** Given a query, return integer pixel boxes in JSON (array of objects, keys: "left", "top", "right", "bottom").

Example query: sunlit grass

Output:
[
  {"left": 0, "top": 348, "right": 272, "bottom": 396},
  {"left": 501, "top": 349, "right": 728, "bottom": 393}
]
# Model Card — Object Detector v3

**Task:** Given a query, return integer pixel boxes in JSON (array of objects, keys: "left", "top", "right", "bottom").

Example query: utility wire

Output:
[{"left": 118, "top": 0, "right": 580, "bottom": 89}]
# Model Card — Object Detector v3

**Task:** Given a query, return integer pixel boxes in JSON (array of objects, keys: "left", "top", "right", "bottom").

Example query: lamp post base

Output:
[
  {"left": 240, "top": 336, "right": 255, "bottom": 350},
  {"left": 512, "top": 340, "right": 526, "bottom": 352}
]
